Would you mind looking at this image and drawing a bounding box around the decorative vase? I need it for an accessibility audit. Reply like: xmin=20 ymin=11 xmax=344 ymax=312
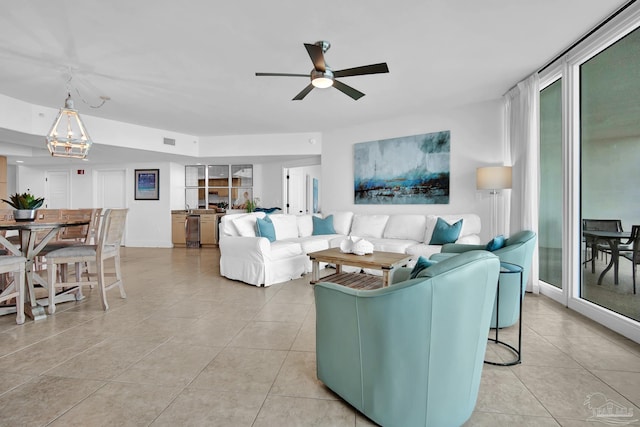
xmin=14 ymin=209 xmax=36 ymax=222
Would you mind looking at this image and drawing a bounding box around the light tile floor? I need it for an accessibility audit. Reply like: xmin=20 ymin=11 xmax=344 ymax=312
xmin=0 ymin=247 xmax=639 ymax=426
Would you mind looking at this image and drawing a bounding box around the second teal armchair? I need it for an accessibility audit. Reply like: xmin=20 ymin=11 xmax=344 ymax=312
xmin=314 ymin=250 xmax=500 ymax=427
xmin=432 ymin=230 xmax=536 ymax=328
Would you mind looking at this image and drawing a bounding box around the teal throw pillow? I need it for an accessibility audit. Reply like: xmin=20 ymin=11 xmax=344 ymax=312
xmin=429 ymin=217 xmax=463 ymax=245
xmin=312 ymin=215 xmax=336 ymax=235
xmin=409 ymin=256 xmax=436 ymax=279
xmin=256 ymin=216 xmax=276 ymax=242
xmin=486 ymin=235 xmax=505 ymax=251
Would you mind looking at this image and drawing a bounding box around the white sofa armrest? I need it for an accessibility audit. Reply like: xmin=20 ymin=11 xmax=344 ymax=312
xmin=219 ymin=236 xmax=271 ymax=262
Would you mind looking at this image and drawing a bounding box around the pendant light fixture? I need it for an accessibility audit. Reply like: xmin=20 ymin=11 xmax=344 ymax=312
xmin=46 ymin=92 xmax=93 ymax=159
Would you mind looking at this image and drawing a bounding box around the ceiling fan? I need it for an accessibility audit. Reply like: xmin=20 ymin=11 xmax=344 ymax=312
xmin=255 ymin=41 xmax=389 ymax=101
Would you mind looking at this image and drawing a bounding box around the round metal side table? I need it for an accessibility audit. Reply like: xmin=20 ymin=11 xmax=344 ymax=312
xmin=484 ymin=261 xmax=523 ymax=366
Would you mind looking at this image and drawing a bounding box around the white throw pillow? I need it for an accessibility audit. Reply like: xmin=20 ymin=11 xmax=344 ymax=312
xmin=383 ymin=215 xmax=427 ymax=242
xmin=269 ymin=214 xmax=299 ymax=240
xmin=326 ymin=211 xmax=354 ymax=235
xmin=296 ymin=215 xmax=314 ymax=237
xmin=232 ymin=215 xmax=259 ymax=237
xmin=350 ymin=214 xmax=389 ymax=239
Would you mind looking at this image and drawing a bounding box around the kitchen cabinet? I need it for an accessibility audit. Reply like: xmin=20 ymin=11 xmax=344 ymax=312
xmin=171 ymin=210 xmax=222 ymax=247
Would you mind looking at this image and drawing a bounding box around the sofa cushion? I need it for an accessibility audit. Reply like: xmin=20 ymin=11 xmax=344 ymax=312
xmin=294 ymin=235 xmax=332 ymax=254
xmin=297 ymin=215 xmax=314 ymax=237
xmin=326 ymin=211 xmax=353 ymax=235
xmin=256 ymin=216 xmax=276 ymax=242
xmin=406 ymin=243 xmax=443 ymax=260
xmin=351 ymin=214 xmax=389 ymax=239
xmin=268 ymin=241 xmax=303 ymax=260
xmin=429 ymin=217 xmax=463 ymax=244
xmin=383 ymin=214 xmax=427 ymax=242
xmin=367 ymin=238 xmax=418 ymax=254
xmin=313 ymin=215 xmax=336 ymax=235
xmin=269 ymin=214 xmax=299 ymax=240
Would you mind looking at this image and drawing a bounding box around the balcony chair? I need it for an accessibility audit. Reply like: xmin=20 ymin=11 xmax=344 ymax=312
xmin=45 ymin=209 xmax=128 ymax=314
xmin=430 ymin=230 xmax=536 ymax=328
xmin=314 ymin=251 xmax=500 ymax=427
xmin=620 ymin=225 xmax=639 ymax=294
xmin=0 ymin=255 xmax=27 ymax=324
xmin=582 ymin=219 xmax=623 ymax=272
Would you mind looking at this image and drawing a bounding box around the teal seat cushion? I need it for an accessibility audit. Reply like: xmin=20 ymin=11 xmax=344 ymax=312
xmin=409 ymin=256 xmax=436 ymax=279
xmin=312 ymin=215 xmax=336 ymax=235
xmin=486 ymin=235 xmax=505 ymax=251
xmin=256 ymin=216 xmax=276 ymax=242
xmin=429 ymin=217 xmax=463 ymax=245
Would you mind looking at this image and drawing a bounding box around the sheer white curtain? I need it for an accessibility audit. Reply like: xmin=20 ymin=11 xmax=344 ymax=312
xmin=504 ymin=74 xmax=540 ymax=293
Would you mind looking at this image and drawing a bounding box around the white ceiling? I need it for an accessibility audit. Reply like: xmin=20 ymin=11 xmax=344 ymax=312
xmin=0 ymin=0 xmax=629 ymax=165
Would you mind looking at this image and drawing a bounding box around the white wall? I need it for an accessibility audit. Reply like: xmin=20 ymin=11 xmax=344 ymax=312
xmin=321 ymin=99 xmax=504 ymax=241
xmin=16 ymin=162 xmax=174 ymax=248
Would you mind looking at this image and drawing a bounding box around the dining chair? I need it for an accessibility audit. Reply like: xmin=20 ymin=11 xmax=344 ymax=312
xmin=620 ymin=225 xmax=639 ymax=294
xmin=582 ymin=219 xmax=623 ymax=272
xmin=45 ymin=209 xmax=128 ymax=314
xmin=0 ymin=255 xmax=27 ymax=324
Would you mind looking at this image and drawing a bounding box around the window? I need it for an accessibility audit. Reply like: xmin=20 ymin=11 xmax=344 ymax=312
xmin=184 ymin=164 xmax=253 ymax=210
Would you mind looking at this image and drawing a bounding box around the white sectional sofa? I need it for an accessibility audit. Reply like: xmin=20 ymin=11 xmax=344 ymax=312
xmin=218 ymin=211 xmax=481 ymax=287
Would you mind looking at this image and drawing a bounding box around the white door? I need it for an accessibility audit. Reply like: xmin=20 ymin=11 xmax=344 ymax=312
xmin=286 ymin=167 xmax=306 ymax=214
xmin=45 ymin=171 xmax=70 ymax=208
xmin=96 ymin=169 xmax=126 ymax=208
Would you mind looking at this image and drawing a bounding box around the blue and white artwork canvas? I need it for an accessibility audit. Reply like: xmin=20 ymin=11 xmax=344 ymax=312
xmin=354 ymin=130 xmax=450 ymax=204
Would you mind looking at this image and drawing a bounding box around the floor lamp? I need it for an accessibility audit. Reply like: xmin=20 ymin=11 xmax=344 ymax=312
xmin=477 ymin=166 xmax=512 ymax=237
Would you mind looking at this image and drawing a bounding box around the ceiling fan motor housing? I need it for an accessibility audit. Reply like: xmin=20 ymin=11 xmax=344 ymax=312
xmin=311 ymin=68 xmax=334 ymax=88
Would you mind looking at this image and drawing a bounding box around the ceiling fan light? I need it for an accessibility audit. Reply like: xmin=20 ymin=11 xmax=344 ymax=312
xmin=311 ymin=76 xmax=334 ymax=88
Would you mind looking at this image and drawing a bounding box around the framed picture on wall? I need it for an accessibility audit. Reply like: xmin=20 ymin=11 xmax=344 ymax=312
xmin=134 ymin=169 xmax=160 ymax=200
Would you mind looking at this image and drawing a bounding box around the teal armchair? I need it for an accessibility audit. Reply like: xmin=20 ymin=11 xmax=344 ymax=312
xmin=314 ymin=251 xmax=500 ymax=427
xmin=432 ymin=230 xmax=536 ymax=328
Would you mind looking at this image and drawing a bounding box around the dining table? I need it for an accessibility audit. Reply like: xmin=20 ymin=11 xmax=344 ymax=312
xmin=0 ymin=218 xmax=90 ymax=320
xmin=583 ymin=230 xmax=631 ymax=286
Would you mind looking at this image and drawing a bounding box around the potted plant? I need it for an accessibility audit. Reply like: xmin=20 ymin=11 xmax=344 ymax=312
xmin=216 ymin=201 xmax=228 ymax=213
xmin=245 ymin=197 xmax=260 ymax=213
xmin=2 ymin=191 xmax=45 ymax=221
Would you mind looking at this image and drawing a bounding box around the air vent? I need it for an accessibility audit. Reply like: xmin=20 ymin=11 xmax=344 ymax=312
xmin=163 ymin=137 xmax=176 ymax=146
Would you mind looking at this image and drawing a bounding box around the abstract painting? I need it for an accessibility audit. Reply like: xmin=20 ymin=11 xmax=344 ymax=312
xmin=354 ymin=130 xmax=450 ymax=204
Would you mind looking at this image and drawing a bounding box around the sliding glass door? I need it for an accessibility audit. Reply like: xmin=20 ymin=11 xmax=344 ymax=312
xmin=539 ymin=79 xmax=563 ymax=289
xmin=579 ymin=26 xmax=640 ymax=322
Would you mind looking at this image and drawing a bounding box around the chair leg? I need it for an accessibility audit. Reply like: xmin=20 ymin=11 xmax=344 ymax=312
xmin=97 ymin=259 xmax=109 ymax=311
xmin=47 ymin=261 xmax=57 ymax=315
xmin=74 ymin=262 xmax=85 ymax=301
xmin=16 ymin=265 xmax=25 ymax=325
xmin=115 ymin=252 xmax=126 ymax=299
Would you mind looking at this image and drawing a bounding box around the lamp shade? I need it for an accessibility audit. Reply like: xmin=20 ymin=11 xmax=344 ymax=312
xmin=46 ymin=94 xmax=93 ymax=159
xmin=476 ymin=166 xmax=512 ymax=190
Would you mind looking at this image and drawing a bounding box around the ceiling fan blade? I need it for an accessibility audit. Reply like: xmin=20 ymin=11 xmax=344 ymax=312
xmin=333 ymin=80 xmax=365 ymax=100
xmin=255 ymin=72 xmax=308 ymax=77
xmin=333 ymin=63 xmax=389 ymax=78
xmin=293 ymin=83 xmax=314 ymax=101
xmin=304 ymin=43 xmax=326 ymax=72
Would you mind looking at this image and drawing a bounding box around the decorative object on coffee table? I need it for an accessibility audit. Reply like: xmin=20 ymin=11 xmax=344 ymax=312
xmin=339 ymin=236 xmax=373 ymax=255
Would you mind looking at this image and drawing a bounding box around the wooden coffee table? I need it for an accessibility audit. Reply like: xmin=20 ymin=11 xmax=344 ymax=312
xmin=308 ymin=247 xmax=412 ymax=288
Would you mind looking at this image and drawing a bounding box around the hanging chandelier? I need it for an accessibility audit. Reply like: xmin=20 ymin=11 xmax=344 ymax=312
xmin=46 ymin=93 xmax=93 ymax=159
